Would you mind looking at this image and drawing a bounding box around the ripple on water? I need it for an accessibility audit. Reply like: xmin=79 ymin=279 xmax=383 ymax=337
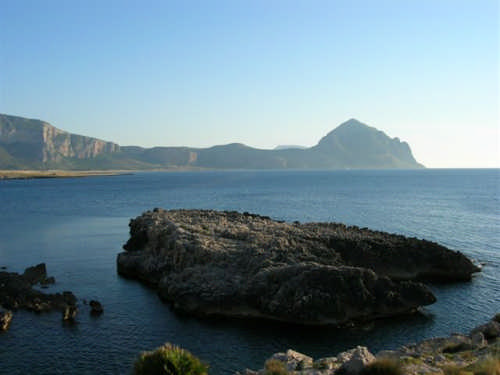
xmin=0 ymin=169 xmax=498 ymax=374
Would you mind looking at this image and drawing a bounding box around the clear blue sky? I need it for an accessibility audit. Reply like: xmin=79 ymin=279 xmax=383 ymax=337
xmin=1 ymin=0 xmax=498 ymax=167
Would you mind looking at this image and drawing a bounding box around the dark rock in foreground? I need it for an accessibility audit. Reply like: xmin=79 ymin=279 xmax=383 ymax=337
xmin=0 ymin=263 xmax=77 ymax=318
xmin=117 ymin=209 xmax=479 ymax=325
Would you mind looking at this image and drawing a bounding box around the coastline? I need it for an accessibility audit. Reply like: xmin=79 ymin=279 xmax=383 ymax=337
xmin=238 ymin=313 xmax=500 ymax=374
xmin=0 ymin=170 xmax=133 ymax=180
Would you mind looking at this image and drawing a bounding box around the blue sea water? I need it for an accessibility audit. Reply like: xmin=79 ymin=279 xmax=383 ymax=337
xmin=0 ymin=169 xmax=498 ymax=374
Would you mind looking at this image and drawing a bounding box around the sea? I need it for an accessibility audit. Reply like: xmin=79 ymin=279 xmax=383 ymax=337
xmin=0 ymin=169 xmax=498 ymax=374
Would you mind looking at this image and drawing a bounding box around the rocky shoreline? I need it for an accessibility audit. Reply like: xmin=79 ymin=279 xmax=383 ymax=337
xmin=238 ymin=313 xmax=500 ymax=374
xmin=0 ymin=263 xmax=103 ymax=330
xmin=117 ymin=209 xmax=479 ymax=325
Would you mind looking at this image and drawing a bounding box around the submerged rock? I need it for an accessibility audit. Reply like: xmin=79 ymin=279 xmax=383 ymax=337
xmin=89 ymin=300 xmax=103 ymax=315
xmin=117 ymin=209 xmax=479 ymax=325
xmin=62 ymin=305 xmax=78 ymax=322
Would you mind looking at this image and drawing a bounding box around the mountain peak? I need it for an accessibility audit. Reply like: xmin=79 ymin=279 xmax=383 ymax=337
xmin=313 ymin=119 xmax=423 ymax=168
xmin=340 ymin=118 xmax=365 ymax=126
xmin=335 ymin=118 xmax=374 ymax=132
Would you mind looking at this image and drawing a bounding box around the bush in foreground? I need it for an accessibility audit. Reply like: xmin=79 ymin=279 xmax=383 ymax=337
xmin=359 ymin=358 xmax=403 ymax=375
xmin=134 ymin=343 xmax=208 ymax=375
xmin=443 ymin=355 xmax=500 ymax=375
xmin=469 ymin=355 xmax=500 ymax=375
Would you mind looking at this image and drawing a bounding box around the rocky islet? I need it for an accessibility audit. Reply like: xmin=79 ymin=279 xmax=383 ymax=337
xmin=117 ymin=209 xmax=480 ymax=325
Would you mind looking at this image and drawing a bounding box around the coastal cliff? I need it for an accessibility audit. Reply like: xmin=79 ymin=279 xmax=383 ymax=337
xmin=117 ymin=209 xmax=479 ymax=325
xmin=0 ymin=114 xmax=119 ymax=169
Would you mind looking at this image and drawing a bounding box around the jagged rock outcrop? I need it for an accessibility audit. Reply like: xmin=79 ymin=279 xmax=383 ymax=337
xmin=117 ymin=209 xmax=479 ymax=325
xmin=0 ymin=263 xmax=77 ymax=317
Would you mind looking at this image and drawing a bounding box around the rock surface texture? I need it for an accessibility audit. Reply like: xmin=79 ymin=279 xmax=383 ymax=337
xmin=238 ymin=314 xmax=500 ymax=374
xmin=117 ymin=209 xmax=479 ymax=325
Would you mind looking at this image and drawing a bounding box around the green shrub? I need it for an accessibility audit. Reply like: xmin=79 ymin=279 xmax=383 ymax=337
xmin=494 ymin=313 xmax=500 ymax=323
xmin=360 ymin=358 xmax=403 ymax=375
xmin=264 ymin=359 xmax=289 ymax=375
xmin=134 ymin=343 xmax=208 ymax=375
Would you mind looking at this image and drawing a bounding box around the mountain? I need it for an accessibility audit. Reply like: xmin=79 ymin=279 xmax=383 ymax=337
xmin=310 ymin=119 xmax=423 ymax=168
xmin=274 ymin=145 xmax=307 ymax=150
xmin=0 ymin=114 xmax=424 ymax=170
xmin=0 ymin=114 xmax=154 ymax=170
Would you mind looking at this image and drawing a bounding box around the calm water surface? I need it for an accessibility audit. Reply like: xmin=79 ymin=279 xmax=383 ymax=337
xmin=0 ymin=169 xmax=498 ymax=374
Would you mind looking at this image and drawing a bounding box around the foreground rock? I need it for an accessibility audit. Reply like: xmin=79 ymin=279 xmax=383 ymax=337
xmin=239 ymin=314 xmax=500 ymax=374
xmin=0 ymin=264 xmax=77 ymax=319
xmin=117 ymin=209 xmax=479 ymax=325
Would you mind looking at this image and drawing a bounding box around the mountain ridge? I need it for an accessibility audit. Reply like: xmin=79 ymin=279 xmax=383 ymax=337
xmin=0 ymin=114 xmax=424 ymax=170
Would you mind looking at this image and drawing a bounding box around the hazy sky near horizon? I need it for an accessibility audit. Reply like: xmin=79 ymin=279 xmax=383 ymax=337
xmin=1 ymin=0 xmax=498 ymax=168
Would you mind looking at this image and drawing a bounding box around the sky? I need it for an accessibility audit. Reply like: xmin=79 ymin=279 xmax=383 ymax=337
xmin=0 ymin=0 xmax=498 ymax=168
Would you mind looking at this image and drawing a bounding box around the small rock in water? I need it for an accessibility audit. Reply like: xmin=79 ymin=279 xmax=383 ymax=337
xmin=62 ymin=305 xmax=78 ymax=322
xmin=89 ymin=300 xmax=103 ymax=315
xmin=0 ymin=309 xmax=13 ymax=331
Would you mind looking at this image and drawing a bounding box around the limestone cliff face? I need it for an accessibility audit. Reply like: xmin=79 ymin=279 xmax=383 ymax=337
xmin=0 ymin=114 xmax=119 ymax=167
xmin=40 ymin=122 xmax=119 ymax=162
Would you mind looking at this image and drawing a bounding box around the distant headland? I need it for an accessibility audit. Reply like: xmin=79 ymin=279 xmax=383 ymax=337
xmin=0 ymin=114 xmax=423 ymax=171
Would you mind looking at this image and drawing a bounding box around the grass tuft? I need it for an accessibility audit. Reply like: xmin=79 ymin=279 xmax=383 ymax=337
xmin=360 ymin=358 xmax=403 ymax=375
xmin=469 ymin=355 xmax=500 ymax=375
xmin=264 ymin=359 xmax=289 ymax=375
